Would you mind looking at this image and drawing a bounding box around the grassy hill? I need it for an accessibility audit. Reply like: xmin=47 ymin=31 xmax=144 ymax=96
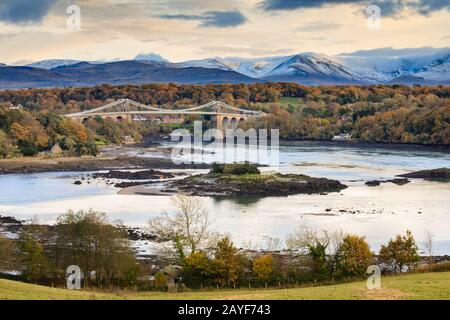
xmin=1 ymin=272 xmax=449 ymax=300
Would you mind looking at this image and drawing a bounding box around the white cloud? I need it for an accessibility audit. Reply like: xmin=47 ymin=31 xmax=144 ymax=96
xmin=0 ymin=0 xmax=448 ymax=64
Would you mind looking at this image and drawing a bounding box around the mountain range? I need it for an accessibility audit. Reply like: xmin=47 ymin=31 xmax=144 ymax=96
xmin=0 ymin=47 xmax=448 ymax=89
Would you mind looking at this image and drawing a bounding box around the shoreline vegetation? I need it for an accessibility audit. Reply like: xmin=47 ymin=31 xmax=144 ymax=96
xmin=164 ymin=163 xmax=347 ymax=197
xmin=1 ymin=208 xmax=450 ymax=298
xmin=0 ymin=155 xmax=210 ymax=174
xmin=0 ymin=83 xmax=448 ymax=299
xmin=1 ymin=84 xmax=449 ymax=160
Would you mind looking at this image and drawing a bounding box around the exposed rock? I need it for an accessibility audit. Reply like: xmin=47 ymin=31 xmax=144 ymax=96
xmin=397 ymin=168 xmax=450 ymax=181
xmin=92 ymin=169 xmax=178 ymax=180
xmin=365 ymin=178 xmax=410 ymax=186
xmin=114 ymin=180 xmax=161 ymax=188
xmin=0 ymin=156 xmax=210 ymax=174
xmin=388 ymin=178 xmax=410 ymax=185
xmin=168 ymin=172 xmax=347 ymax=197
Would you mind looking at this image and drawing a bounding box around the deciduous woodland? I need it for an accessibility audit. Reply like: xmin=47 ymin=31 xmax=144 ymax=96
xmin=0 ymin=83 xmax=448 ymax=158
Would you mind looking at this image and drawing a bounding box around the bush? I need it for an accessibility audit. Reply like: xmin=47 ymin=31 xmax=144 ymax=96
xmin=153 ymin=272 xmax=168 ymax=290
xmin=19 ymin=140 xmax=39 ymax=156
xmin=211 ymin=162 xmax=224 ymax=174
xmin=211 ymin=163 xmax=260 ymax=175
xmin=431 ymin=262 xmax=450 ymax=272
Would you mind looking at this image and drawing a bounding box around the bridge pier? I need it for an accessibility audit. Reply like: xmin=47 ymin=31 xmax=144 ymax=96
xmin=215 ymin=114 xmax=247 ymax=133
xmin=73 ymin=113 xmax=132 ymax=124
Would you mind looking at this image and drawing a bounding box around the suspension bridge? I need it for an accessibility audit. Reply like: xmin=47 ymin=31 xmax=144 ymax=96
xmin=64 ymin=99 xmax=263 ymax=131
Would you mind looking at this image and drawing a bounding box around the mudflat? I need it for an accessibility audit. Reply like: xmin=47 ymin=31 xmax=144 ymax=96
xmin=0 ymin=156 xmax=209 ymax=174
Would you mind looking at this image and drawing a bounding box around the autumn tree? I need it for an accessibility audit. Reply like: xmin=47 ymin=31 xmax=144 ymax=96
xmin=379 ymin=230 xmax=420 ymax=273
xmin=19 ymin=230 xmax=51 ymax=282
xmin=252 ymin=254 xmax=275 ymax=285
xmin=55 ymin=209 xmax=139 ymax=287
xmin=0 ymin=235 xmax=17 ymax=272
xmin=210 ymin=236 xmax=246 ymax=287
xmin=334 ymin=234 xmax=373 ymax=277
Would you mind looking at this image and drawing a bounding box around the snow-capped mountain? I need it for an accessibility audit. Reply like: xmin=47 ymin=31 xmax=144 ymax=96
xmin=178 ymin=47 xmax=449 ymax=84
xmin=225 ymin=56 xmax=289 ymax=78
xmin=335 ymin=47 xmax=450 ymax=84
xmin=261 ymin=53 xmax=361 ymax=84
xmin=134 ymin=52 xmax=168 ymax=63
xmin=179 ymin=58 xmax=233 ymax=71
xmin=4 ymin=47 xmax=449 ymax=87
xmin=27 ymin=59 xmax=83 ymax=69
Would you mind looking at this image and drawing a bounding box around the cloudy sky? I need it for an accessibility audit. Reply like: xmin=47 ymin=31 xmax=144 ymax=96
xmin=0 ymin=0 xmax=449 ymax=64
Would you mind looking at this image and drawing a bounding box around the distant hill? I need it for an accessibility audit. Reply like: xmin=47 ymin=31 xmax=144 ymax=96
xmin=0 ymin=60 xmax=257 ymax=89
xmin=27 ymin=59 xmax=83 ymax=69
xmin=1 ymin=47 xmax=449 ymax=88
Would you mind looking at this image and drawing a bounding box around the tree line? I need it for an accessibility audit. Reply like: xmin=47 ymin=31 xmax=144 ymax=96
xmin=0 ymin=197 xmax=447 ymax=290
xmin=1 ymin=83 xmax=448 ymax=147
xmin=0 ymin=106 xmax=145 ymax=158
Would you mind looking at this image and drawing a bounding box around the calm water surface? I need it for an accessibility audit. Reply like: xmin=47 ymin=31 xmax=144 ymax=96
xmin=1 ymin=144 xmax=449 ymax=254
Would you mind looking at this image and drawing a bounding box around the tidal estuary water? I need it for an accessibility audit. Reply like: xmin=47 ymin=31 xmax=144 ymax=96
xmin=1 ymin=143 xmax=449 ymax=254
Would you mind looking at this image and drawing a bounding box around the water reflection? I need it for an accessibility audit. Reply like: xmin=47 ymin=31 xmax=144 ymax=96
xmin=1 ymin=143 xmax=449 ymax=253
xmin=212 ymin=196 xmax=262 ymax=206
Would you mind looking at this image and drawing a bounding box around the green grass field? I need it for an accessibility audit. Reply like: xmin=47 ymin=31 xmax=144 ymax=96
xmin=1 ymin=272 xmax=449 ymax=300
xmin=277 ymin=97 xmax=301 ymax=105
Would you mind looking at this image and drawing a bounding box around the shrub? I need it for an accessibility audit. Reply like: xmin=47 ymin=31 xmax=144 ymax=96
xmin=211 ymin=163 xmax=260 ymax=175
xmin=153 ymin=272 xmax=168 ymax=289
xmin=223 ymin=163 xmax=260 ymax=175
xmin=19 ymin=140 xmax=39 ymax=156
xmin=211 ymin=162 xmax=224 ymax=174
xmin=431 ymin=262 xmax=450 ymax=272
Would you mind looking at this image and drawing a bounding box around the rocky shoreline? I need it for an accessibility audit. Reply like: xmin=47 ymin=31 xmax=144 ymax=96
xmin=165 ymin=172 xmax=348 ymax=197
xmin=365 ymin=178 xmax=410 ymax=186
xmin=0 ymin=156 xmax=210 ymax=174
xmin=2 ymin=215 xmax=449 ymax=269
xmin=0 ymin=214 xmax=156 ymax=243
xmin=397 ymin=168 xmax=450 ymax=181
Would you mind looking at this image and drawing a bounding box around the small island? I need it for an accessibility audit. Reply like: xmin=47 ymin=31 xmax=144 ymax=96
xmin=397 ymin=168 xmax=450 ymax=181
xmin=164 ymin=163 xmax=348 ymax=197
